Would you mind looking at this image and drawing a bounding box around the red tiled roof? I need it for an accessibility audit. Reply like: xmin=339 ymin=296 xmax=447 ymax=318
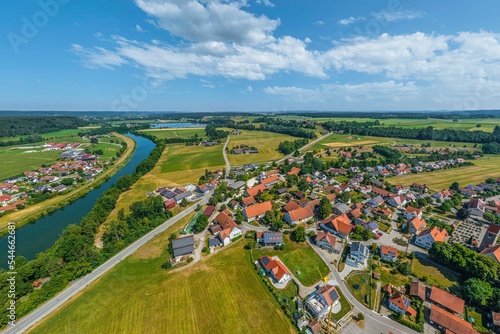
xmin=320 ymin=213 xmax=352 ymax=235
xmin=315 ymin=232 xmax=336 ymax=247
xmin=246 ymin=184 xmax=266 ymax=197
xmin=287 ymin=167 xmax=301 ymax=175
xmin=242 ymin=196 xmax=256 ymax=206
xmin=283 ymin=201 xmax=300 ymax=212
xmin=215 ymin=211 xmax=238 ymax=231
xmin=419 ymin=226 xmax=448 ymax=243
xmin=259 ymin=256 xmax=290 ymax=281
xmin=381 ymin=245 xmax=398 ymax=258
xmin=410 ymin=281 xmax=426 ymax=301
xmin=244 ymin=201 xmax=272 ymax=219
xmin=480 ymin=244 xmax=500 ymax=263
xmin=261 ymin=175 xmax=279 ymax=186
xmin=410 ymin=217 xmax=427 ymax=231
xmin=430 ymin=305 xmax=477 ymax=334
xmin=429 ymin=287 xmax=464 ymax=315
xmin=287 ymin=206 xmax=313 ymax=222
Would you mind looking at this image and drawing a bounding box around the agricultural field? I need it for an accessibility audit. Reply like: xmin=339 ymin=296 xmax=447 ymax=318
xmin=225 ymin=129 xmax=299 ymax=166
xmin=259 ymin=235 xmax=330 ymax=286
xmin=387 ymin=155 xmax=500 ymax=191
xmin=160 ymin=143 xmax=225 ymax=174
xmin=141 ymin=128 xmax=206 ymax=140
xmin=30 ymin=231 xmax=295 ymax=334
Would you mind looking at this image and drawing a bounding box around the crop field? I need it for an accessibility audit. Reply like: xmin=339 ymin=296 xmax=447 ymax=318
xmin=160 ymin=143 xmax=225 ymax=174
xmin=30 ymin=233 xmax=295 ymax=334
xmin=225 ymin=129 xmax=299 ymax=166
xmin=387 ymin=155 xmax=500 ymax=191
xmin=140 ymin=128 xmax=206 ymax=140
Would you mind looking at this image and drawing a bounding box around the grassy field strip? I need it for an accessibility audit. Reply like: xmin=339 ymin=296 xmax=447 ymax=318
xmin=0 ymin=133 xmax=135 ymax=230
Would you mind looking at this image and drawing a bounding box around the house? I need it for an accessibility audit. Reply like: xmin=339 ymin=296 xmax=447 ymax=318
xmin=404 ymin=206 xmax=422 ymax=220
xmin=467 ymin=198 xmax=486 ymax=217
xmin=346 ymin=242 xmax=369 ymax=267
xmin=480 ymin=244 xmax=500 ymax=264
xmin=305 ymin=285 xmax=340 ymax=319
xmin=387 ymin=195 xmax=407 ymax=208
xmin=429 ymin=305 xmax=478 ymax=334
xmin=305 ymin=320 xmax=321 ymax=334
xmin=406 ymin=216 xmax=427 ymax=234
xmin=284 ymin=206 xmax=314 ymax=225
xmin=164 ymin=198 xmax=176 ymax=209
xmin=429 ymin=286 xmax=465 ymax=316
xmin=388 ymin=294 xmax=417 ymax=317
xmin=319 ymin=214 xmax=352 ymax=239
xmin=368 ymin=195 xmax=385 ymax=207
xmin=432 ymin=189 xmax=453 ymax=201
xmin=409 ymin=281 xmax=426 ymax=301
xmin=243 ymin=201 xmax=272 ymax=221
xmin=246 ymin=184 xmax=267 ymax=197
xmin=314 ymin=232 xmax=341 ymax=253
xmin=259 ymin=256 xmax=291 ymax=284
xmin=333 ymin=202 xmax=350 ymax=215
xmin=241 ymin=196 xmax=256 ymax=207
xmin=380 ymin=245 xmax=398 ymax=261
xmin=52 ymin=184 xmax=67 ymax=192
xmin=256 ymin=231 xmax=283 ymax=247
xmin=287 ymin=167 xmax=301 ymax=175
xmin=174 ymin=191 xmax=194 ymax=204
xmin=171 ymin=235 xmax=195 ymax=258
xmin=415 ymin=226 xmax=448 ymax=249
xmin=411 ymin=183 xmax=428 ymax=193
xmin=214 ymin=211 xmax=241 ymax=246
xmin=492 ymin=311 xmax=500 ymax=333
xmin=479 ymin=224 xmax=500 ymax=250
xmin=228 ymin=180 xmax=246 ymax=191
xmin=261 ymin=175 xmax=279 ymax=188
xmin=393 ymin=185 xmax=409 ymax=195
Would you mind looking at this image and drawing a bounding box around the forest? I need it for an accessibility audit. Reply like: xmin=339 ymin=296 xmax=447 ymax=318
xmin=0 ymin=116 xmax=88 ymax=137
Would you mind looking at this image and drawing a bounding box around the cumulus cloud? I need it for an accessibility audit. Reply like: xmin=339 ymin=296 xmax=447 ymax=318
xmin=338 ymin=16 xmax=365 ymax=26
xmin=256 ymin=0 xmax=274 ymax=7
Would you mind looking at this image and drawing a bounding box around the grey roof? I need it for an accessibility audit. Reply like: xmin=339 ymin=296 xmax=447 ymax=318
xmin=229 ymin=180 xmax=246 ymax=190
xmin=209 ymin=238 xmax=222 ymax=248
xmin=172 ymin=235 xmax=194 ymax=257
xmin=333 ymin=203 xmax=350 ymax=214
xmin=350 ymin=242 xmax=368 ymax=256
xmin=174 ymin=191 xmax=193 ymax=202
xmin=263 ymin=232 xmax=283 ymax=245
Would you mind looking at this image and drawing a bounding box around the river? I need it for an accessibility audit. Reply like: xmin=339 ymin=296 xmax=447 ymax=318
xmin=0 ymin=133 xmax=155 ymax=264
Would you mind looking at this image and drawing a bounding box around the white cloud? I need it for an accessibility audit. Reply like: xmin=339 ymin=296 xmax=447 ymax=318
xmin=313 ymin=20 xmax=325 ymax=26
xmin=256 ymin=0 xmax=274 ymax=7
xmin=135 ymin=0 xmax=279 ymax=45
xmin=136 ymin=24 xmax=146 ymax=32
xmin=338 ymin=16 xmax=365 ymax=26
xmin=70 ymin=44 xmax=127 ymax=70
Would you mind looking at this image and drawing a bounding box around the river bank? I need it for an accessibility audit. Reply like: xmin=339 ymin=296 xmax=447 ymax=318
xmin=0 ymin=132 xmax=136 ymax=235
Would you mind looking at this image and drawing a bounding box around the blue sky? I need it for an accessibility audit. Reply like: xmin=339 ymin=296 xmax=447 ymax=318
xmin=2 ymin=0 xmax=500 ymax=112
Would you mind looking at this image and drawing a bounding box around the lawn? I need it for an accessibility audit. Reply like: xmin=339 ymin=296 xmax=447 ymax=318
xmin=465 ymin=306 xmax=490 ymax=332
xmin=259 ymin=235 xmax=330 ymax=286
xmin=30 ymin=234 xmax=295 ymax=334
xmin=224 ymin=129 xmax=299 ymax=166
xmin=330 ymin=286 xmax=352 ymax=322
xmin=411 ymin=257 xmax=460 ymax=289
xmin=0 ymin=147 xmax=62 ymax=180
xmin=387 ymin=155 xmax=500 ymax=191
xmin=346 ymin=272 xmax=373 ymax=308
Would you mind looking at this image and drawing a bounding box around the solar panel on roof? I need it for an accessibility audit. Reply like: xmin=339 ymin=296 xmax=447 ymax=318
xmin=328 ymin=288 xmax=339 ymax=302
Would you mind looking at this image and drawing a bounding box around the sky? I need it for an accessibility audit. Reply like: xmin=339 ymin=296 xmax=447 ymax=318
xmin=2 ymin=0 xmax=500 ymax=112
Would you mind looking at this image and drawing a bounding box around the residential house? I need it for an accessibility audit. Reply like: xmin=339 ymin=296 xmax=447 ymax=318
xmin=380 ymin=245 xmax=398 ymax=262
xmin=305 ymin=285 xmax=340 ymax=319
xmin=429 ymin=305 xmax=478 ymax=334
xmin=479 ymin=224 xmax=500 ymax=251
xmin=287 ymin=167 xmax=301 ymax=175
xmin=261 ymin=175 xmax=279 ymax=188
xmin=174 ymin=191 xmax=194 ymax=204
xmin=314 ymin=232 xmax=342 ymax=253
xmin=432 ymin=189 xmax=453 ymax=201
xmin=214 ymin=211 xmax=241 ymax=246
xmin=228 ymin=180 xmax=246 ymax=191
xmin=319 ymin=213 xmax=352 ymax=239
xmin=243 ymin=201 xmax=272 ymax=221
xmin=346 ymin=242 xmax=369 ymax=267
xmin=406 ymin=217 xmax=427 ymax=234
xmin=305 ymin=320 xmax=321 ymax=334
xmin=171 ymin=235 xmax=195 ymax=258
xmin=242 ymin=196 xmax=256 ymax=207
xmin=52 ymin=184 xmax=67 ymax=192
xmin=409 ymin=281 xmax=426 ymax=302
xmin=246 ymin=184 xmax=267 ymax=197
xmin=468 ymin=198 xmax=486 ymax=217
xmin=429 ymin=286 xmax=465 ymax=316
xmin=387 ymin=195 xmax=407 ymax=208
xmin=259 ymin=256 xmax=291 ymax=284
xmin=392 ymin=185 xmax=409 ymax=195
xmin=368 ymin=196 xmax=385 ymax=207
xmin=415 ymin=226 xmax=448 ymax=249
xmin=404 ymin=206 xmax=422 ymax=220
xmin=164 ymin=198 xmax=176 ymax=209
xmin=284 ymin=206 xmax=314 ymax=225
xmin=480 ymin=244 xmax=500 ymax=265
xmin=333 ymin=202 xmax=350 ymax=215
xmin=256 ymin=231 xmax=283 ymax=247
xmin=411 ymin=183 xmax=428 ymax=193
xmin=388 ymin=294 xmax=417 ymax=317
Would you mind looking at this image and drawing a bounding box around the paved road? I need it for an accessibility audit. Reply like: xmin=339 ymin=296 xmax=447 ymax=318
xmin=276 ymin=132 xmax=332 ymax=164
xmin=307 ymin=240 xmax=420 ymax=334
xmin=223 ymin=136 xmax=231 ymax=177
xmin=3 ymin=195 xmax=211 ymax=334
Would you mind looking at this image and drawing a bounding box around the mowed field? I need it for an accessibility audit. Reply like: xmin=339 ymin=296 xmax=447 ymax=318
xmin=31 ymin=222 xmax=295 ymax=334
xmin=387 ymin=155 xmax=500 ymax=191
xmin=225 ymin=129 xmax=299 ymax=166
xmin=141 ymin=128 xmax=206 ymax=140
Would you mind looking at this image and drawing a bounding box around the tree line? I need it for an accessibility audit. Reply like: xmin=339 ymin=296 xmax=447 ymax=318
xmin=277 ymin=138 xmax=309 ymax=155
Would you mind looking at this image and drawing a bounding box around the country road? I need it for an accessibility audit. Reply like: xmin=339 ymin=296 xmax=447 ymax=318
xmin=3 ymin=195 xmax=211 ymax=334
xmin=223 ymin=136 xmax=231 ymax=177
xmin=276 ymin=132 xmax=332 ymax=164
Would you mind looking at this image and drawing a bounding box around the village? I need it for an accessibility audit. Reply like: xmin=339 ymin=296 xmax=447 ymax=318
xmin=142 ymin=142 xmax=500 ymax=334
xmin=0 ymin=141 xmax=110 ymax=214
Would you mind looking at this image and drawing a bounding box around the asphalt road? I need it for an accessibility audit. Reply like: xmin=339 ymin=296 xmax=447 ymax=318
xmin=3 ymin=195 xmax=210 ymax=334
xmin=223 ymin=136 xmax=231 ymax=177
xmin=276 ymin=132 xmax=332 ymax=164
xmin=307 ymin=241 xmax=420 ymax=334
